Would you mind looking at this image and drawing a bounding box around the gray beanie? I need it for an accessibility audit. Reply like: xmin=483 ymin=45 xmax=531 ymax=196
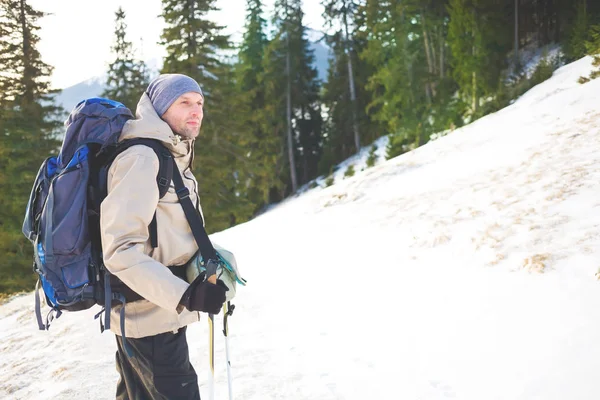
xmin=146 ymin=74 xmax=203 ymax=117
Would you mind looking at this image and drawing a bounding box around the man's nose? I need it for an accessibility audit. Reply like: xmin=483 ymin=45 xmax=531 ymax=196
xmin=191 ymin=104 xmax=202 ymax=116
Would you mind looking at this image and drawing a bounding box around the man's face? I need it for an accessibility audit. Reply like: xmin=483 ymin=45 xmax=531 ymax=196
xmin=162 ymin=92 xmax=204 ymax=139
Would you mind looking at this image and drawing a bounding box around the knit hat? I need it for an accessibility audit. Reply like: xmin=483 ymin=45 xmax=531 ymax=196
xmin=146 ymin=74 xmax=203 ymax=117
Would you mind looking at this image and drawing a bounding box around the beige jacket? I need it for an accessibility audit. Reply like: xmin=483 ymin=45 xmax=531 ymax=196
xmin=100 ymin=93 xmax=201 ymax=338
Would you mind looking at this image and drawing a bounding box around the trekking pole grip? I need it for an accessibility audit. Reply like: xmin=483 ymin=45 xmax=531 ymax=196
xmin=205 ymin=258 xmax=219 ymax=284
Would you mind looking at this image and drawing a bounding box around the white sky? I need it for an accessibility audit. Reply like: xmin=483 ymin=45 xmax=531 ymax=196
xmin=3 ymin=56 xmax=600 ymax=399
xmin=29 ymin=0 xmax=326 ymax=90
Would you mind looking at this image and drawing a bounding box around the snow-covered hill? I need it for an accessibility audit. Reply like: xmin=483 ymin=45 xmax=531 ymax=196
xmin=2 ymin=56 xmax=600 ymax=400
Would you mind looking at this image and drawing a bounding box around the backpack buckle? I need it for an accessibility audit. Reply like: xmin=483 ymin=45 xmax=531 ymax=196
xmin=176 ymin=187 xmax=190 ymax=200
xmin=158 ymin=177 xmax=169 ymax=187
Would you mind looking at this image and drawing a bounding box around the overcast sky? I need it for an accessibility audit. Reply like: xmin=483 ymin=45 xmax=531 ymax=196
xmin=29 ymin=0 xmax=326 ymax=89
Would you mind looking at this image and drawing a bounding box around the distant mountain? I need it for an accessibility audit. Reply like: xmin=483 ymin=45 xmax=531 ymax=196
xmin=54 ymin=39 xmax=331 ymax=112
xmin=310 ymin=39 xmax=331 ymax=83
xmin=53 ymin=76 xmax=106 ymax=112
xmin=52 ymin=58 xmax=162 ymax=112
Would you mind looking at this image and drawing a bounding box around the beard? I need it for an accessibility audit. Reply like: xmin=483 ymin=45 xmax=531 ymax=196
xmin=175 ymin=121 xmax=201 ymax=139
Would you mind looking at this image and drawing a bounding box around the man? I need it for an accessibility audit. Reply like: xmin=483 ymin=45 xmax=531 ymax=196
xmin=100 ymin=74 xmax=227 ymax=399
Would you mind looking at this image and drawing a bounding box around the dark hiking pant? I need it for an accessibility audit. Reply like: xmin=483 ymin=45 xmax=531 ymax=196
xmin=115 ymin=327 xmax=201 ymax=400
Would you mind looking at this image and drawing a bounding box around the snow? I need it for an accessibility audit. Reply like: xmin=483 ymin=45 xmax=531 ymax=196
xmin=519 ymin=43 xmax=563 ymax=80
xmin=298 ymin=135 xmax=389 ymax=194
xmin=3 ymin=56 xmax=600 ymax=399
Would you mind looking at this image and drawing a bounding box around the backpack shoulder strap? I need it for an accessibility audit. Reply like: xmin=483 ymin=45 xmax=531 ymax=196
xmin=101 ymin=138 xmax=174 ymax=248
xmin=108 ymin=138 xmax=173 ymax=198
xmin=170 ymin=157 xmax=219 ymax=278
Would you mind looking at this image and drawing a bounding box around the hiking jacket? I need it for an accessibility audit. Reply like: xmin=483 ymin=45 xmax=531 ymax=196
xmin=100 ymin=93 xmax=201 ymax=338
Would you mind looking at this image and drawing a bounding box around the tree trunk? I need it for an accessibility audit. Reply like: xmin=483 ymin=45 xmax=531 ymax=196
xmin=472 ymin=71 xmax=477 ymax=114
xmin=19 ymin=0 xmax=33 ymax=106
xmin=514 ymin=0 xmax=519 ymax=69
xmin=543 ymin=0 xmax=549 ymax=44
xmin=536 ymin=0 xmax=541 ymax=45
xmin=285 ymin=38 xmax=297 ymax=192
xmin=430 ymin=26 xmax=437 ymax=76
xmin=421 ymin=11 xmax=436 ymax=99
xmin=471 ymin=9 xmax=477 ymax=115
xmin=440 ymin=27 xmax=444 ymax=79
xmin=552 ymin=0 xmax=556 ymax=44
xmin=342 ymin=0 xmax=360 ymax=153
xmin=301 ymin=107 xmax=309 ymax=184
xmin=284 ymin=2 xmax=297 ymax=193
xmin=472 ymin=41 xmax=476 ymax=113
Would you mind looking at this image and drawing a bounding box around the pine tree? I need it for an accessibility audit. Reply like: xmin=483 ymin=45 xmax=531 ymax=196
xmin=353 ymin=0 xmax=385 ymax=139
xmin=447 ymin=0 xmax=484 ymax=116
xmin=361 ymin=1 xmax=430 ymax=157
xmin=262 ymin=0 xmax=323 ymax=194
xmin=260 ymin=25 xmax=288 ymax=200
xmin=579 ymin=23 xmax=600 ymax=82
xmin=0 ymin=0 xmax=62 ymax=295
xmin=160 ymin=0 xmax=254 ymax=232
xmin=235 ymin=0 xmax=279 ymax=212
xmin=238 ymin=0 xmax=269 ymax=93
xmin=294 ymin=28 xmax=323 ymax=185
xmin=447 ymin=0 xmax=511 ymax=119
xmin=160 ymin=0 xmax=229 ymax=82
xmin=419 ymin=0 xmax=464 ymax=135
xmin=320 ymin=0 xmax=376 ymax=174
xmin=320 ymin=30 xmax=354 ymax=171
xmin=322 ymin=0 xmax=361 ymax=152
xmin=366 ymin=143 xmax=377 ymax=167
xmin=564 ymin=1 xmax=591 ymax=61
xmin=102 ymin=7 xmax=149 ymax=110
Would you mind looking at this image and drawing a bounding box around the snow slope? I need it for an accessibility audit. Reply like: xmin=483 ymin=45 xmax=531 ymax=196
xmin=2 ymin=56 xmax=600 ymax=400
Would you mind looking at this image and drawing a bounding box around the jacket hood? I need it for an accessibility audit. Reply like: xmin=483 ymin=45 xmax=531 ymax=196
xmin=119 ymin=93 xmax=194 ymax=157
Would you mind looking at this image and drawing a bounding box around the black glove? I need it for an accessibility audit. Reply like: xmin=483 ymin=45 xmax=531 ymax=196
xmin=180 ymin=274 xmax=228 ymax=314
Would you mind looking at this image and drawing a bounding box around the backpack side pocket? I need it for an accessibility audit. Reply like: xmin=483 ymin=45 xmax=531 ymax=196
xmin=22 ymin=156 xmax=57 ymax=242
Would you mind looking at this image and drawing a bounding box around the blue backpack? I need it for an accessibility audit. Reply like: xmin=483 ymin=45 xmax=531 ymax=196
xmin=22 ymin=98 xmax=174 ymax=340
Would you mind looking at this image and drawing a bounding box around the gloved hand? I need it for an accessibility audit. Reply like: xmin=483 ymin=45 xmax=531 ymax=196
xmin=180 ymin=274 xmax=228 ymax=314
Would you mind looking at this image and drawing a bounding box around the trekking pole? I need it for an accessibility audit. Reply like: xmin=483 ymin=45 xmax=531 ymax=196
xmin=207 ymin=312 xmax=215 ymax=400
xmin=206 ymin=261 xmax=219 ymax=400
xmin=223 ymin=302 xmax=235 ymax=400
xmin=207 ymin=313 xmax=215 ymax=400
